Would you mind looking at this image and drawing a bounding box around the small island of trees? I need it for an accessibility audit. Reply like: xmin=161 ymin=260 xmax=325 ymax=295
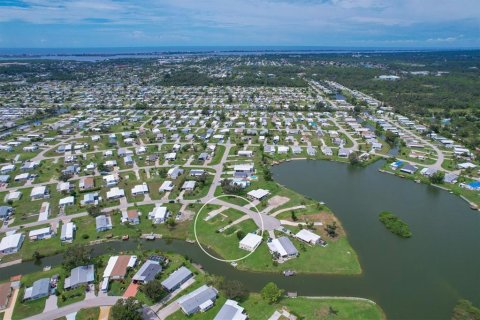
xmin=378 ymin=211 xmax=412 ymax=238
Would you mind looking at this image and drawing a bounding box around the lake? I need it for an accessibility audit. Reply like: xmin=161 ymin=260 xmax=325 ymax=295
xmin=2 ymin=159 xmax=478 ymax=319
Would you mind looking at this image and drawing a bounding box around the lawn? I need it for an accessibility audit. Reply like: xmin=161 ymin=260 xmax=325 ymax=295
xmin=12 ymin=266 xmax=63 ymax=320
xmin=167 ymin=293 xmax=384 ymax=320
xmin=75 ymin=307 xmax=100 ymax=320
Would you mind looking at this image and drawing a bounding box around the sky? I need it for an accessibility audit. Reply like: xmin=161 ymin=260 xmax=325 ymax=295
xmin=0 ymin=0 xmax=479 ymax=48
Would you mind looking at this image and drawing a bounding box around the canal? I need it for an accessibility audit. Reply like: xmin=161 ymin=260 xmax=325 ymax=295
xmin=1 ymin=160 xmax=478 ymax=319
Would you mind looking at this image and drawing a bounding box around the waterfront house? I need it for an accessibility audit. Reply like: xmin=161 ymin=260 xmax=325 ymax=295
xmin=60 ymin=222 xmax=76 ymax=242
xmin=247 ymin=189 xmax=270 ymax=201
xmin=95 ymin=215 xmax=113 ymax=232
xmin=161 ymin=266 xmax=193 ymax=292
xmin=178 ymin=285 xmax=218 ymax=315
xmin=214 ymin=299 xmax=248 ymax=320
xmin=295 ymin=229 xmax=321 ymax=245
xmin=239 ymin=233 xmax=262 ymax=252
xmin=103 ymin=255 xmax=137 ymax=280
xmin=23 ymin=278 xmax=50 ymax=301
xmin=268 ymin=236 xmax=298 ymax=260
xmin=400 ymin=164 xmax=418 ymax=174
xmin=148 ymin=206 xmax=169 ymax=224
xmin=132 ymin=260 xmax=162 ymax=284
xmin=122 ymin=209 xmax=140 ymax=225
xmin=64 ymin=265 xmax=95 ymax=290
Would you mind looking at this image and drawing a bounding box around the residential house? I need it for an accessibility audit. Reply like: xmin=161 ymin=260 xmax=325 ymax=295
xmin=295 ymin=229 xmax=321 ymax=245
xmin=131 ymin=183 xmax=149 ymax=196
xmin=181 ymin=181 xmax=196 ymax=191
xmin=268 ymin=236 xmax=298 ymax=260
xmin=23 ymin=278 xmax=50 ymax=301
xmin=64 ymin=265 xmax=95 ymax=290
xmin=239 ymin=233 xmax=262 ymax=252
xmin=149 ymin=207 xmax=169 ymax=224
xmin=122 ymin=210 xmax=140 ymax=225
xmin=30 ymin=186 xmax=49 ymax=200
xmin=95 ymin=215 xmax=113 ymax=232
xmin=247 ymin=189 xmax=270 ymax=201
xmin=213 ymin=300 xmax=248 ymax=320
xmin=0 ymin=233 xmax=24 ymax=254
xmin=159 ymin=181 xmax=174 ymax=192
xmin=106 ymin=187 xmax=125 ymax=200
xmin=0 ymin=206 xmax=13 ymax=220
xmin=79 ymin=177 xmax=95 ymax=190
xmin=177 ymin=285 xmax=218 ymax=315
xmin=132 ymin=260 xmax=162 ymax=284
xmin=161 ymin=266 xmax=193 ymax=292
xmin=28 ymin=227 xmax=52 ymax=241
xmin=60 ymin=222 xmax=76 ymax=242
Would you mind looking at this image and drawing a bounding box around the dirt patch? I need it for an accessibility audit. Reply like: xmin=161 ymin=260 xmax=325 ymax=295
xmin=298 ymin=211 xmax=346 ymax=240
xmin=268 ymin=195 xmax=290 ymax=207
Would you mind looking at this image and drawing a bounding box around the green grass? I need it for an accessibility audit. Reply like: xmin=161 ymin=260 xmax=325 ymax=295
xmin=75 ymin=307 xmax=100 ymax=320
xmin=167 ymin=293 xmax=384 ymax=320
xmin=12 ymin=266 xmax=63 ymax=320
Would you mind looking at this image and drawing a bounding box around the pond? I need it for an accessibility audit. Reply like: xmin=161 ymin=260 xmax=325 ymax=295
xmin=2 ymin=159 xmax=478 ymax=319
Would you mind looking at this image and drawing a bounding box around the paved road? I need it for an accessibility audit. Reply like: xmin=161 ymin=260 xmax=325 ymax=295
xmin=23 ymin=296 xmax=120 ymax=320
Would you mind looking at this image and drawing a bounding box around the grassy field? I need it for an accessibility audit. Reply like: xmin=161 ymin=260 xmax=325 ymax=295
xmin=75 ymin=307 xmax=100 ymax=320
xmin=167 ymin=293 xmax=384 ymax=320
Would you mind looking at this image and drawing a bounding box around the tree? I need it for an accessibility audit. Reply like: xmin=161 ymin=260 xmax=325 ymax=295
xmin=166 ymin=216 xmax=176 ymax=228
xmin=220 ymin=280 xmax=248 ymax=301
xmin=261 ymin=282 xmax=284 ymax=304
xmin=140 ymin=280 xmax=165 ymax=302
xmin=291 ymin=211 xmax=298 ymax=221
xmin=87 ymin=205 xmax=102 ymax=217
xmin=111 ymin=297 xmax=142 ymax=320
xmin=62 ymin=245 xmax=93 ymax=271
xmin=325 ymin=222 xmax=338 ymax=238
xmin=348 ymin=151 xmax=361 ymax=166
xmin=385 ymin=131 xmax=398 ymax=146
xmin=429 ymin=171 xmax=445 ymax=184
xmin=236 ymin=230 xmax=245 ymax=240
xmin=263 ymin=166 xmax=273 ymax=181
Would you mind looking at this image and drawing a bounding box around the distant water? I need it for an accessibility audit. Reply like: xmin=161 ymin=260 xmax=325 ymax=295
xmin=0 ymin=46 xmax=462 ymax=62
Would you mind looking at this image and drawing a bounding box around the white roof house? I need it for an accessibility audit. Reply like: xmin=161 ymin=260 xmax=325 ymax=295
xmin=149 ymin=206 xmax=169 ymax=224
xmin=132 ymin=183 xmax=149 ymax=195
xmin=61 ymin=222 xmax=76 ymax=242
xmin=181 ymin=181 xmax=196 ymax=191
xmin=38 ymin=202 xmax=50 ymax=221
xmin=28 ymin=227 xmax=52 ymax=241
xmin=247 ymin=189 xmax=270 ymax=201
xmin=107 ymin=187 xmax=125 ymax=200
xmin=5 ymin=191 xmax=22 ymax=202
xmin=165 ymin=153 xmax=177 ymax=161
xmin=59 ymin=196 xmax=74 ymax=207
xmin=159 ymin=181 xmax=174 ymax=192
xmin=295 ymin=229 xmax=321 ymax=245
xmin=30 ymin=186 xmax=48 ymax=199
xmin=0 ymin=233 xmax=24 ymax=254
xmin=239 ymin=233 xmax=262 ymax=252
xmin=214 ymin=299 xmax=248 ymax=320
